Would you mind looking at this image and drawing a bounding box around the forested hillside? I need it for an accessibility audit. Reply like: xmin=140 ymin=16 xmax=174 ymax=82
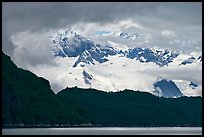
xmin=2 ymin=51 xmax=202 ymax=127
xmin=58 ymin=87 xmax=202 ymax=127
xmin=2 ymin=51 xmax=90 ymax=127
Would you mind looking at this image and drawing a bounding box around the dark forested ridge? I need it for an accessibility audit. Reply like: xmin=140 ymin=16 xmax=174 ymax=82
xmin=57 ymin=87 xmax=202 ymax=127
xmin=2 ymin=51 xmax=90 ymax=128
xmin=2 ymin=51 xmax=202 ymax=128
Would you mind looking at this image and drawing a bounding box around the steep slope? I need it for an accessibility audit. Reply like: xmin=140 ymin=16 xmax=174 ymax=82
xmin=2 ymin=51 xmax=202 ymax=127
xmin=47 ymin=29 xmax=202 ymax=98
xmin=153 ymin=79 xmax=183 ymax=98
xmin=2 ymin=51 xmax=90 ymax=127
xmin=50 ymin=29 xmax=179 ymax=68
xmin=57 ymin=87 xmax=202 ymax=127
xmin=50 ymin=30 xmax=118 ymax=68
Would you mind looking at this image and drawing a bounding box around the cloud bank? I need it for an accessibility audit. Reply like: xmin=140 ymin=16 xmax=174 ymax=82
xmin=2 ymin=2 xmax=202 ymax=96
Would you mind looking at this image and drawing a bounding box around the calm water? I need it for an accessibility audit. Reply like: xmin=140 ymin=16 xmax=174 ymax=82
xmin=2 ymin=127 xmax=202 ymax=135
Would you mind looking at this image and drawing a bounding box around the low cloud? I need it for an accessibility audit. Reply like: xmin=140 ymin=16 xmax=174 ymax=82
xmin=2 ymin=2 xmax=202 ymax=96
xmin=161 ymin=30 xmax=175 ymax=37
xmin=9 ymin=30 xmax=57 ymax=68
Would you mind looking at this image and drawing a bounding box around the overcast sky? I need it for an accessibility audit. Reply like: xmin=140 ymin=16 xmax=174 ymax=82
xmin=2 ymin=2 xmax=202 ymax=94
xmin=3 ymin=2 xmax=202 ymax=54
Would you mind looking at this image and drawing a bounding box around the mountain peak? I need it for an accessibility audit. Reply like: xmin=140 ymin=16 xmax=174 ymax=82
xmin=48 ymin=29 xmax=201 ymax=98
xmin=153 ymin=79 xmax=183 ymax=98
xmin=50 ymin=29 xmax=180 ymax=67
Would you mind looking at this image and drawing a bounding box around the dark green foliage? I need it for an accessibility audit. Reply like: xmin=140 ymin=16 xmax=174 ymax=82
xmin=2 ymin=51 xmax=90 ymax=128
xmin=57 ymin=87 xmax=202 ymax=127
xmin=2 ymin=51 xmax=202 ymax=127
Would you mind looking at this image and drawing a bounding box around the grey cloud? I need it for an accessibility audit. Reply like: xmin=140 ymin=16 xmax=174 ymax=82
xmin=2 ymin=28 xmax=15 ymax=57
xmin=2 ymin=2 xmax=202 ymax=67
xmin=3 ymin=2 xmax=124 ymax=33
xmin=9 ymin=30 xmax=57 ymax=68
xmin=3 ymin=2 xmax=201 ymax=35
xmin=134 ymin=2 xmax=202 ymax=28
xmin=2 ymin=2 xmax=202 ymax=95
xmin=145 ymin=66 xmax=202 ymax=85
xmin=50 ymin=82 xmax=65 ymax=93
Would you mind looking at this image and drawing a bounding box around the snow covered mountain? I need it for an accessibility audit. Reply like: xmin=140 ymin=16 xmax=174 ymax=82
xmin=153 ymin=79 xmax=183 ymax=98
xmin=48 ymin=29 xmax=202 ymax=98
xmin=114 ymin=32 xmax=142 ymax=40
xmin=179 ymin=55 xmax=202 ymax=66
xmin=50 ymin=29 xmax=118 ymax=67
xmin=50 ymin=29 xmax=182 ymax=68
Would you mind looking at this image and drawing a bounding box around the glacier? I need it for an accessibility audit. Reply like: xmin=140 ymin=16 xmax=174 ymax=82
xmin=46 ymin=28 xmax=202 ymax=98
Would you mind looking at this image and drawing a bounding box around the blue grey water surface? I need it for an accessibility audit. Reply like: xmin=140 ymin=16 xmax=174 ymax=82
xmin=2 ymin=127 xmax=202 ymax=135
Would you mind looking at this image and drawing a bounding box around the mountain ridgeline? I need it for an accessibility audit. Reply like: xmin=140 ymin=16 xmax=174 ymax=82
xmin=50 ymin=29 xmax=180 ymax=68
xmin=2 ymin=51 xmax=202 ymax=127
xmin=48 ymin=29 xmax=201 ymax=97
xmin=2 ymin=51 xmax=90 ymax=127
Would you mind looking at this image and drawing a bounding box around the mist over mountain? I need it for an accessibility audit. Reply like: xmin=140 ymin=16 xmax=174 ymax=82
xmin=46 ymin=28 xmax=202 ymax=98
xmin=2 ymin=2 xmax=202 ymax=97
xmin=2 ymin=2 xmax=202 ymax=130
xmin=2 ymin=51 xmax=202 ymax=127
